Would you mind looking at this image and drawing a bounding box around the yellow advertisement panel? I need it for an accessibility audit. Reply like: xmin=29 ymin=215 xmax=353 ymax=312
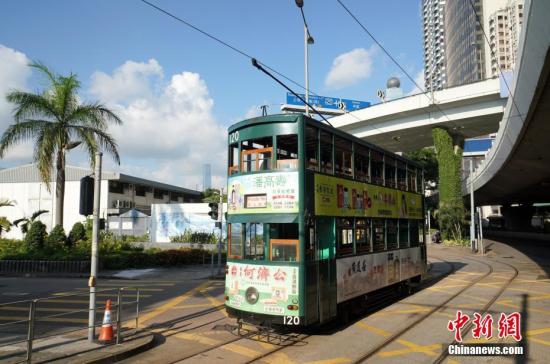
xmin=314 ymin=174 xmax=423 ymax=219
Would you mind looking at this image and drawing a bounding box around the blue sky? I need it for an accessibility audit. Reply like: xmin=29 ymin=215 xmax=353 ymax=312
xmin=0 ymin=0 xmax=424 ymax=189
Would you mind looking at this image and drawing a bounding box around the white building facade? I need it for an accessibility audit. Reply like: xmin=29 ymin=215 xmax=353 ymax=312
xmin=0 ymin=164 xmax=201 ymax=240
xmin=422 ymin=0 xmax=447 ymax=91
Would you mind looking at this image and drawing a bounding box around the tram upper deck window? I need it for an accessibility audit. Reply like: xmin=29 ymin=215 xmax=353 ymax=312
xmin=270 ymin=223 xmax=299 ymax=262
xmin=336 ymin=218 xmax=354 ymax=256
xmin=320 ymin=131 xmax=333 ymax=174
xmin=399 ymin=220 xmax=409 ymax=248
xmin=335 ymin=137 xmax=352 ymax=178
xmin=397 ymin=161 xmax=407 ymax=190
xmin=276 ymin=134 xmax=298 ymax=170
xmin=386 ymin=219 xmax=398 ymax=250
xmin=385 ymin=158 xmax=396 ymax=188
xmin=305 ymin=125 xmax=319 ymax=171
xmin=354 ymin=144 xmax=370 ymax=182
xmin=371 ymin=151 xmax=384 ymax=186
xmin=356 ymin=218 xmax=371 ymax=253
xmin=229 ymin=143 xmax=239 ymax=175
xmin=373 ymin=218 xmax=385 ymax=252
xmin=408 ymin=168 xmax=417 ymax=192
xmin=241 ymin=136 xmax=273 ymax=173
xmin=229 ymin=223 xmax=243 ymax=258
xmin=244 ymin=223 xmax=265 ymax=260
xmin=417 ymin=173 xmax=423 ymax=194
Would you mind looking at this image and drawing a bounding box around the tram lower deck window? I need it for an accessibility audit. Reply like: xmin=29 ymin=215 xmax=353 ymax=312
xmin=386 ymin=219 xmax=398 ymax=250
xmin=244 ymin=223 xmax=265 ymax=260
xmin=373 ymin=219 xmax=385 ymax=252
xmin=356 ymin=218 xmax=371 ymax=253
xmin=337 ymin=218 xmax=354 ymax=256
xmin=269 ymin=223 xmax=299 ymax=262
xmin=229 ymin=223 xmax=243 ymax=258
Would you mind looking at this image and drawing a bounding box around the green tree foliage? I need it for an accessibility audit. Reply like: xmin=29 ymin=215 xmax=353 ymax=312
xmin=202 ymin=188 xmax=227 ymax=203
xmin=13 ymin=210 xmax=49 ymax=235
xmin=47 ymin=224 xmax=67 ymax=247
xmin=0 ymin=61 xmax=122 ymax=228
xmin=0 ymin=199 xmax=15 ymax=237
xmin=68 ymin=222 xmax=86 ymax=246
xmin=25 ymin=221 xmax=47 ymax=251
xmin=405 ymin=147 xmax=438 ymax=187
xmin=432 ymin=127 xmax=466 ymax=241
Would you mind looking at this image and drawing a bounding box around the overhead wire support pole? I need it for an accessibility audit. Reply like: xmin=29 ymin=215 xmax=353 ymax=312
xmin=251 ymin=58 xmax=334 ymax=128
xmin=88 ymin=152 xmax=102 ymax=342
xmin=470 ymin=160 xmax=475 ymax=253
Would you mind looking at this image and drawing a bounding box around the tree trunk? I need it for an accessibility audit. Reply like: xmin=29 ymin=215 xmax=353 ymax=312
xmin=54 ymin=150 xmax=66 ymax=228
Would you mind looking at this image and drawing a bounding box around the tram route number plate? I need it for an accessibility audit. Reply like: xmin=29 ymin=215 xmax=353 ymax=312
xmin=245 ymin=194 xmax=267 ymax=208
xmin=284 ymin=316 xmax=300 ymax=325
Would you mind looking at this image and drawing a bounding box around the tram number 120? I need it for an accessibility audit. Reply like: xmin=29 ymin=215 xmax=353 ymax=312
xmin=284 ymin=316 xmax=300 ymax=325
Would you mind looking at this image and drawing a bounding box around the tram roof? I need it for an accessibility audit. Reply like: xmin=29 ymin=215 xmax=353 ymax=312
xmin=228 ymin=114 xmax=423 ymax=169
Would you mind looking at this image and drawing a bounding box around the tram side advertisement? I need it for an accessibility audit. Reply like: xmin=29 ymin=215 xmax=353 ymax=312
xmin=228 ymin=172 xmax=299 ymax=214
xmin=314 ymin=174 xmax=423 ymax=219
xmin=225 ymin=262 xmax=300 ymax=317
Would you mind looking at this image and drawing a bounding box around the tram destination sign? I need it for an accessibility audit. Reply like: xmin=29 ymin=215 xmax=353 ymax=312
xmin=286 ymin=92 xmax=370 ymax=111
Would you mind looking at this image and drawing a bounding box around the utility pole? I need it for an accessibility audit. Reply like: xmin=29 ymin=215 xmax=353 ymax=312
xmin=88 ymin=152 xmax=102 ymax=342
xmin=469 ymin=160 xmax=476 ymax=253
xmin=217 ymin=188 xmax=224 ymax=275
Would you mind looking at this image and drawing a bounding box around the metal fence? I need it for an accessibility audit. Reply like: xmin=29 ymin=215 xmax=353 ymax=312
xmin=0 ymin=287 xmax=140 ymax=363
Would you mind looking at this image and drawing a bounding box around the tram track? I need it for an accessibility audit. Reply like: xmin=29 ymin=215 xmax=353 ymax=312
xmin=432 ymin=257 xmax=519 ymax=364
xmin=349 ymin=254 xmax=495 ymax=363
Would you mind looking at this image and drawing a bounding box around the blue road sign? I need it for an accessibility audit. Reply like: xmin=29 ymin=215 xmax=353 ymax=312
xmin=286 ymin=92 xmax=370 ymax=111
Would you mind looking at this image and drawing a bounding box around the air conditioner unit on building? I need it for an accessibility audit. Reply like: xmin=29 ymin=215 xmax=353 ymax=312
xmin=115 ymin=200 xmax=124 ymax=208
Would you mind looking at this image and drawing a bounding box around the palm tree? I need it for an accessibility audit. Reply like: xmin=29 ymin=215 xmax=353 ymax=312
xmin=13 ymin=209 xmax=49 ymax=235
xmin=0 ymin=198 xmax=15 ymax=236
xmin=0 ymin=62 xmax=122 ymax=227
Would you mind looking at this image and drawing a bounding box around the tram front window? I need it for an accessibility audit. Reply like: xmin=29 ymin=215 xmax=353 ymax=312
xmin=244 ymin=223 xmax=264 ymax=260
xmin=229 ymin=223 xmax=243 ymax=258
xmin=269 ymin=223 xmax=299 ymax=262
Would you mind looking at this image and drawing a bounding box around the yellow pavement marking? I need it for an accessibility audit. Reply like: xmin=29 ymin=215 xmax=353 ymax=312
xmin=355 ymin=322 xmax=391 ymax=337
xmin=258 ymin=341 xmax=276 ymax=350
xmin=199 ymin=289 xmax=228 ymax=317
xmin=175 ymin=332 xmax=221 ymax=346
xmin=529 ymin=337 xmax=550 ymax=347
xmin=40 ymin=299 xmax=89 ymax=304
xmin=139 ymin=281 xmax=211 ymax=324
xmin=304 ymin=358 xmax=352 ymax=364
xmin=52 ymin=292 xmax=151 ymax=298
xmin=262 ymin=352 xmax=296 ymax=364
xmin=174 ymin=303 xmax=217 ymax=309
xmin=496 ymin=300 xmax=550 ymax=315
xmin=95 ymin=283 xmax=175 ymax=287
xmin=0 ymin=316 xmax=87 ymax=324
xmin=379 ymin=342 xmax=441 ymax=358
xmin=222 ymin=342 xmax=261 ymax=358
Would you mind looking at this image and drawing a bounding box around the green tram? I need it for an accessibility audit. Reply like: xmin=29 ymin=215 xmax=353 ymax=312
xmin=224 ymin=114 xmax=427 ymax=327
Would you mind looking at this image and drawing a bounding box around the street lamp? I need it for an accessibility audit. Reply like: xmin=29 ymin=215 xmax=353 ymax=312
xmin=295 ymin=0 xmax=314 ymax=117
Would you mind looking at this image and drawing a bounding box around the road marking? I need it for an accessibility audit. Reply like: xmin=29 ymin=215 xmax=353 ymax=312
xmin=96 ymin=283 xmax=175 ymax=287
xmin=74 ymin=287 xmax=164 ymax=292
xmin=139 ymin=281 xmax=211 ymax=324
xmin=174 ymin=303 xmax=217 ymax=309
xmin=175 ymin=332 xmax=221 ymax=346
xmin=0 ymin=306 xmax=103 ymax=313
xmin=200 ymin=289 xmax=228 ymax=317
xmin=355 ymin=322 xmax=391 ymax=337
xmin=52 ymin=292 xmax=151 ymax=298
xmin=496 ymin=300 xmax=550 ymax=315
xmin=379 ymin=342 xmax=441 ymax=358
xmin=262 ymin=352 xmax=296 ymax=364
xmin=222 ymin=342 xmax=261 ymax=358
xmin=304 ymin=358 xmax=351 ymax=364
xmin=0 ymin=316 xmax=87 ymax=324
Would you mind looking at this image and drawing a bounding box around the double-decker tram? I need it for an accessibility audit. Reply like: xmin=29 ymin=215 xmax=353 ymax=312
xmin=224 ymin=114 xmax=427 ymax=327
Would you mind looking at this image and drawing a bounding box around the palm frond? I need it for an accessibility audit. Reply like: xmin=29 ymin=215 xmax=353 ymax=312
xmin=0 ymin=119 xmax=50 ymax=158
xmin=29 ymin=61 xmax=58 ymax=86
xmin=33 ymin=125 xmax=57 ymax=188
xmin=6 ymin=91 xmax=58 ymax=123
xmin=0 ymin=198 xmax=16 ymax=207
xmin=69 ymin=125 xmax=120 ymax=164
xmin=66 ymin=103 xmax=122 ymax=129
xmin=31 ymin=210 xmax=49 ymax=221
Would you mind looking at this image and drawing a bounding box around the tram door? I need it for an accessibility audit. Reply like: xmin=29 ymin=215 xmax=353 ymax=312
xmin=316 ymin=217 xmax=337 ymax=323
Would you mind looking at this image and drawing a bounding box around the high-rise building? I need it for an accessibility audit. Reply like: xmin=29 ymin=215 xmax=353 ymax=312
xmin=422 ymin=0 xmax=447 ymax=91
xmin=202 ymin=164 xmax=211 ymax=191
xmin=445 ymin=0 xmax=486 ymax=88
xmin=487 ymin=0 xmax=525 ymax=77
xmin=424 ymin=0 xmax=523 ymax=90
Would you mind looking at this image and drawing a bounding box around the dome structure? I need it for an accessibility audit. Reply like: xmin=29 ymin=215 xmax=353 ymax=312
xmin=386 ymin=77 xmax=401 ymax=89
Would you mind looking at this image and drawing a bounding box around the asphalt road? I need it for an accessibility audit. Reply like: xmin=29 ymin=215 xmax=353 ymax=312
xmin=0 ymin=265 xmax=215 ymax=346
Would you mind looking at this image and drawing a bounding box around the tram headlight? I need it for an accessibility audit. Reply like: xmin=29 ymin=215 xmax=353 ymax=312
xmin=245 ymin=287 xmax=259 ymax=305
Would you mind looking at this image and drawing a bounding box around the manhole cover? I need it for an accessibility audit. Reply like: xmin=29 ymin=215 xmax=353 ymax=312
xmin=502 ymin=256 xmax=514 ymax=259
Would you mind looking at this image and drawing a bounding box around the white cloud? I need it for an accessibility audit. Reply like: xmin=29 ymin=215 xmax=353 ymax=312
xmin=407 ymin=70 xmax=425 ymax=95
xmin=0 ymin=44 xmax=33 ymax=163
xmin=89 ymin=59 xmax=163 ymax=104
xmin=325 ymin=47 xmax=377 ymax=89
xmin=89 ymin=59 xmax=227 ymax=190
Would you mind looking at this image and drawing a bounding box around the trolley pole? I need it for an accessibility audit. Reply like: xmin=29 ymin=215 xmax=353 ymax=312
xmin=88 ymin=152 xmax=102 ymax=342
xmin=217 ymin=188 xmax=224 ymax=275
xmin=469 ymin=160 xmax=476 ymax=253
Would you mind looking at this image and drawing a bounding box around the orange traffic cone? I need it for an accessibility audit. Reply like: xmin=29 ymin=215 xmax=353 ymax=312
xmin=98 ymin=299 xmax=114 ymax=343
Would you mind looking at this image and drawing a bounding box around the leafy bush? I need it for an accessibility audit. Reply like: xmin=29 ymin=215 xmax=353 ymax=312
xmin=47 ymin=224 xmax=67 ymax=247
xmin=25 ymin=221 xmax=47 ymax=251
xmin=170 ymin=229 xmax=217 ymax=244
xmin=68 ymin=222 xmax=86 ymax=246
xmin=0 ymin=238 xmax=26 ymax=259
